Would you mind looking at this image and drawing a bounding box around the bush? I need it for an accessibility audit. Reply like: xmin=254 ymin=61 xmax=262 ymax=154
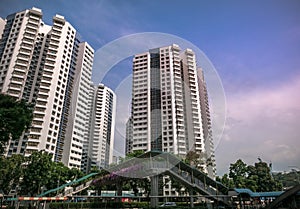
xmin=49 ymin=201 xmax=150 ymax=209
xmin=49 ymin=201 xmax=210 ymax=209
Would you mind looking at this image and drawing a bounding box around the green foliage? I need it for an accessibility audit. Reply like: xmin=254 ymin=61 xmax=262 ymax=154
xmin=247 ymin=162 xmax=282 ymax=192
xmin=184 ymin=151 xmax=206 ymax=170
xmin=20 ymin=151 xmax=54 ymax=196
xmin=273 ymin=170 xmax=300 ymax=188
xmin=123 ymin=150 xmax=145 ymax=160
xmin=49 ymin=201 xmax=150 ymax=209
xmin=48 ymin=201 xmax=208 ymax=209
xmin=0 ymin=154 xmax=25 ymax=194
xmin=169 ymin=175 xmax=187 ymax=195
xmin=0 ymin=151 xmax=85 ymax=196
xmin=216 ymin=173 xmax=234 ymax=189
xmin=219 ymin=158 xmax=282 ymax=192
xmin=0 ymin=94 xmax=33 ymax=154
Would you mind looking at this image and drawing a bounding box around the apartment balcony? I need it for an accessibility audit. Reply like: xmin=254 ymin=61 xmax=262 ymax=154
xmin=26 ymin=23 xmax=39 ymax=30
xmin=46 ymin=54 xmax=56 ymax=61
xmin=19 ymin=49 xmax=31 ymax=56
xmin=51 ymin=34 xmax=61 ymax=41
xmin=52 ymin=28 xmax=62 ymax=35
xmin=42 ymin=70 xmax=53 ymax=78
xmin=173 ymin=61 xmax=180 ymax=67
xmin=13 ymin=68 xmax=26 ymax=74
xmin=33 ymin=109 xmax=45 ymax=115
xmin=44 ymin=61 xmax=55 ymax=68
xmin=174 ymin=71 xmax=181 ymax=77
xmin=11 ymin=73 xmax=24 ymax=80
xmin=35 ymin=100 xmax=47 ymax=107
xmin=27 ymin=133 xmax=41 ymax=141
xmin=33 ymin=113 xmax=44 ymax=121
xmin=49 ymin=43 xmax=59 ymax=49
xmin=39 ymin=90 xmax=49 ymax=96
xmin=7 ymin=90 xmax=20 ymax=98
xmin=41 ymin=75 xmax=52 ymax=82
xmin=36 ymin=95 xmax=48 ymax=103
xmin=22 ymin=38 xmax=34 ymax=45
xmin=190 ymin=83 xmax=196 ymax=88
xmin=49 ymin=38 xmax=60 ymax=44
xmin=28 ymin=18 xmax=39 ymax=25
xmin=28 ymin=15 xmax=40 ymax=22
xmin=17 ymin=55 xmax=30 ymax=62
xmin=38 ymin=83 xmax=50 ymax=91
xmin=195 ymin=146 xmax=203 ymax=152
xmin=25 ymin=27 xmax=37 ymax=35
xmin=188 ymin=70 xmax=195 ymax=76
xmin=173 ymin=56 xmax=180 ymax=61
xmin=10 ymin=78 xmax=23 ymax=85
xmin=178 ymin=150 xmax=186 ymax=156
xmin=194 ymin=141 xmax=203 ymax=146
xmin=32 ymin=123 xmax=43 ymax=129
xmin=15 ymin=61 xmax=28 ymax=68
xmin=47 ymin=49 xmax=58 ymax=56
xmin=23 ymin=31 xmax=36 ymax=39
xmin=26 ymin=146 xmax=39 ymax=154
xmin=43 ymin=66 xmax=54 ymax=73
xmin=53 ymin=22 xmax=63 ymax=28
xmin=9 ymin=83 xmax=22 ymax=90
xmin=178 ymin=145 xmax=186 ymax=151
xmin=20 ymin=43 xmax=33 ymax=51
xmin=40 ymin=79 xmax=51 ymax=86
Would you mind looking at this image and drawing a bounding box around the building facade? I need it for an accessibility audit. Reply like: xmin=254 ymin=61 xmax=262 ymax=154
xmin=125 ymin=117 xmax=133 ymax=155
xmin=126 ymin=44 xmax=216 ymax=180
xmin=0 ymin=17 xmax=5 ymax=39
xmin=84 ymin=84 xmax=116 ymax=171
xmin=0 ymin=8 xmax=116 ymax=171
xmin=60 ymin=42 xmax=94 ymax=169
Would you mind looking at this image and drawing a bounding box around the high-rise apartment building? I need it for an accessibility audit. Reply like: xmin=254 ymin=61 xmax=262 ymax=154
xmin=0 ymin=18 xmax=5 ymax=39
xmin=0 ymin=8 xmax=116 ymax=171
xmin=126 ymin=44 xmax=215 ymax=178
xmin=60 ymin=42 xmax=94 ymax=169
xmin=125 ymin=117 xmax=133 ymax=155
xmin=82 ymin=84 xmax=116 ymax=171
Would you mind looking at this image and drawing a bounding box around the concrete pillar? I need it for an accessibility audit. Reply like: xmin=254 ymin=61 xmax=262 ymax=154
xmin=116 ymin=181 xmax=123 ymax=202
xmin=150 ymin=175 xmax=159 ymax=208
xmin=190 ymin=189 xmax=194 ymax=208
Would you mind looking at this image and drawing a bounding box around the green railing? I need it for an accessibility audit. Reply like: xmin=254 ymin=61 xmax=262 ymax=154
xmin=37 ymin=172 xmax=98 ymax=197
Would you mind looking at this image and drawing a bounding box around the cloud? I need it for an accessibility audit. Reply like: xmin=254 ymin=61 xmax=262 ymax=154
xmin=216 ymin=73 xmax=300 ymax=175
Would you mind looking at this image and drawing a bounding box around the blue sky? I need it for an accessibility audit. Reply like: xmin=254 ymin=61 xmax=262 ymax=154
xmin=1 ymin=0 xmax=300 ymax=175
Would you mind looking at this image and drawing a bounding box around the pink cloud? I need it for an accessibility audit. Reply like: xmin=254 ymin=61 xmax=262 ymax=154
xmin=216 ymin=74 xmax=300 ymax=175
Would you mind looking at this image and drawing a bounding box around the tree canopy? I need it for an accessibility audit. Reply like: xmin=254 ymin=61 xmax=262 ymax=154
xmin=217 ymin=159 xmax=282 ymax=192
xmin=0 ymin=151 xmax=84 ymax=196
xmin=0 ymin=94 xmax=33 ymax=154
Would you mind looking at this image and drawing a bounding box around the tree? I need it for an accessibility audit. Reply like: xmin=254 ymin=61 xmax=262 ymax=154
xmin=0 ymin=94 xmax=33 ymax=154
xmin=273 ymin=170 xmax=300 ymax=188
xmin=219 ymin=158 xmax=283 ymax=192
xmin=229 ymin=159 xmax=248 ymax=188
xmin=0 ymin=154 xmax=25 ymax=194
xmin=0 ymin=150 xmax=85 ymax=197
xmin=44 ymin=162 xmax=72 ymax=194
xmin=247 ymin=162 xmax=282 ymax=192
xmin=20 ymin=151 xmax=54 ymax=196
xmin=216 ymin=174 xmax=234 ymax=189
xmin=124 ymin=150 xmax=145 ymax=160
xmin=185 ymin=150 xmax=207 ymax=171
